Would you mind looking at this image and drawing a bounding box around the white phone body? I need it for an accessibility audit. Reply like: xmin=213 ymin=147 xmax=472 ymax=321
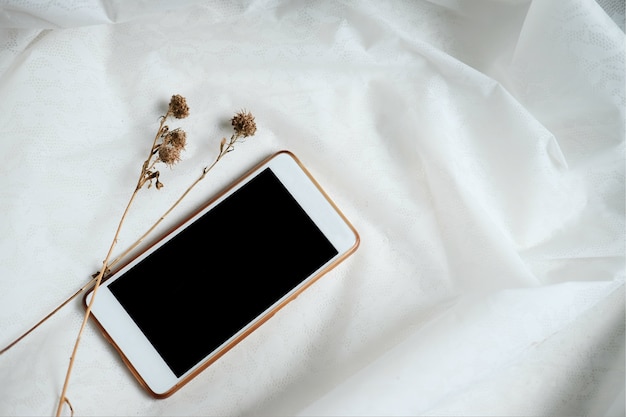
xmin=86 ymin=150 xmax=359 ymax=398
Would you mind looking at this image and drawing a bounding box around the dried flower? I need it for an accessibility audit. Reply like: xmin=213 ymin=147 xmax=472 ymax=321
xmin=6 ymin=95 xmax=259 ymax=417
xmin=158 ymin=144 xmax=182 ymax=166
xmin=165 ymin=129 xmax=187 ymax=150
xmin=231 ymin=110 xmax=257 ymax=137
xmin=169 ymin=94 xmax=189 ymax=119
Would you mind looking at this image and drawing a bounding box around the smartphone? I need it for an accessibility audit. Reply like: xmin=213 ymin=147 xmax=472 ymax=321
xmin=85 ymin=150 xmax=359 ymax=398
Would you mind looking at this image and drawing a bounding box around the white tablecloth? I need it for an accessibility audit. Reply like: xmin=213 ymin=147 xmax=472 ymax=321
xmin=0 ymin=0 xmax=624 ymax=415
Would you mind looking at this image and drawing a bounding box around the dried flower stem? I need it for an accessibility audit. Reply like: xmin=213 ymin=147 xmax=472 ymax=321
xmin=0 ymin=105 xmax=256 ymax=417
xmin=55 ymin=180 xmax=139 ymax=416
xmin=116 ymin=129 xmax=247 ymax=257
xmin=55 ymin=98 xmax=189 ymax=416
xmin=0 ymin=280 xmax=95 ymax=355
xmin=0 ymin=117 xmax=253 ymax=360
xmin=107 ymin=132 xmax=243 ymax=268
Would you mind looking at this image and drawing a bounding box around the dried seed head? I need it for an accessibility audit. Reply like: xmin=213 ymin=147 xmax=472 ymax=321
xmin=169 ymin=95 xmax=189 ymax=119
xmin=158 ymin=144 xmax=182 ymax=166
xmin=165 ymin=129 xmax=187 ymax=150
xmin=231 ymin=110 xmax=257 ymax=137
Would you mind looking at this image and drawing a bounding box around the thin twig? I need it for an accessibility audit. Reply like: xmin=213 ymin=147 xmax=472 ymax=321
xmin=0 ymin=279 xmax=95 ymax=355
xmin=64 ymin=397 xmax=74 ymax=417
xmin=0 ymin=136 xmax=240 ymax=359
xmin=55 ymin=171 xmax=141 ymax=416
xmin=55 ymin=109 xmax=174 ymax=417
xmin=0 ymin=105 xmax=256 ymax=417
xmin=107 ymin=133 xmax=241 ymax=268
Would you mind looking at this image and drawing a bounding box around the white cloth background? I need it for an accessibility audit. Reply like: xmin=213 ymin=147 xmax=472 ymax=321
xmin=0 ymin=0 xmax=624 ymax=415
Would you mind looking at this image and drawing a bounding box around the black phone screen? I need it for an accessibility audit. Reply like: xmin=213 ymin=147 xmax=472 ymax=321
xmin=108 ymin=168 xmax=338 ymax=377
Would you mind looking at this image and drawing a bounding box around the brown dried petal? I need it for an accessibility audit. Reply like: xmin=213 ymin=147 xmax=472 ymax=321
xmin=158 ymin=145 xmax=181 ymax=166
xmin=231 ymin=110 xmax=257 ymax=137
xmin=169 ymin=95 xmax=189 ymax=119
xmin=165 ymin=129 xmax=187 ymax=150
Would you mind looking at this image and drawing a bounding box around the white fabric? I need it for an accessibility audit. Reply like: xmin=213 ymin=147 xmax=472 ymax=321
xmin=0 ymin=0 xmax=624 ymax=415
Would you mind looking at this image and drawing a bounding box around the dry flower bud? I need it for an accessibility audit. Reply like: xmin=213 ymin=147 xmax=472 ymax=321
xmin=165 ymin=129 xmax=187 ymax=150
xmin=169 ymin=95 xmax=190 ymax=119
xmin=158 ymin=144 xmax=182 ymax=166
xmin=231 ymin=110 xmax=257 ymax=137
